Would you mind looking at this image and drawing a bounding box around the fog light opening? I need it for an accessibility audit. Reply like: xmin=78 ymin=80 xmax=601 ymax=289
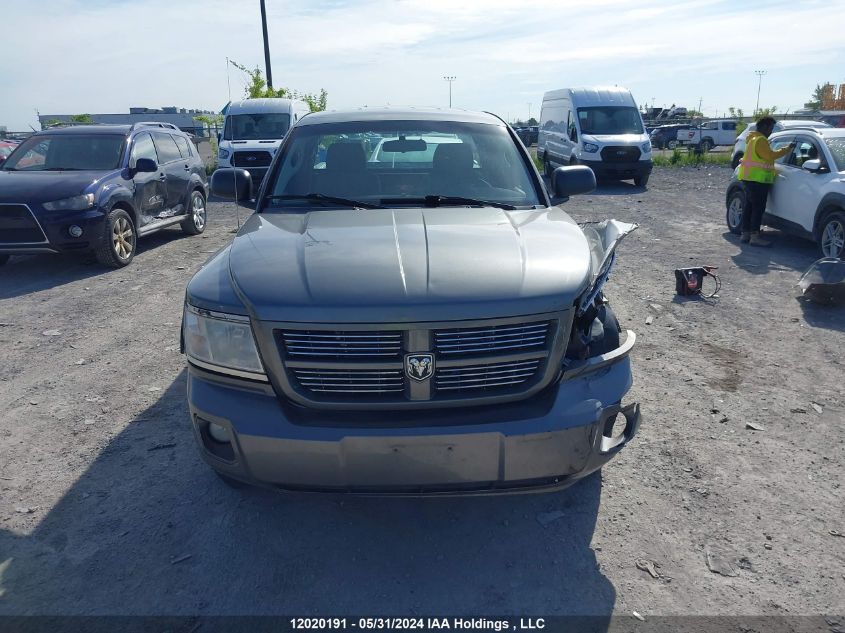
xmin=604 ymin=413 xmax=627 ymax=441
xmin=208 ymin=421 xmax=230 ymax=443
xmin=68 ymin=225 xmax=84 ymax=238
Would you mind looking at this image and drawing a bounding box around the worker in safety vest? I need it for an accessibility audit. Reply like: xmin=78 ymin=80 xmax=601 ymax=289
xmin=737 ymin=116 xmax=795 ymax=246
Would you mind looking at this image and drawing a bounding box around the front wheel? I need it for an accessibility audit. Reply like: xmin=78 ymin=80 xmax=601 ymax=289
xmin=181 ymin=190 xmax=207 ymax=235
xmin=634 ymin=174 xmax=649 ymax=187
xmin=700 ymin=139 xmax=713 ymax=153
xmin=819 ymin=211 xmax=845 ymax=259
xmin=726 ymin=189 xmax=746 ymax=235
xmin=667 ymin=140 xmax=678 ymax=150
xmin=95 ymin=208 xmax=136 ymax=267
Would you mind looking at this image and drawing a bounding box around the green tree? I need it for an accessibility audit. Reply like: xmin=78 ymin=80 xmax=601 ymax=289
xmin=193 ymin=114 xmax=225 ymax=175
xmin=229 ymin=60 xmax=328 ymax=112
xmin=752 ymin=105 xmax=778 ymax=118
xmin=805 ymin=83 xmax=832 ymax=110
xmin=69 ymin=114 xmax=94 ymax=124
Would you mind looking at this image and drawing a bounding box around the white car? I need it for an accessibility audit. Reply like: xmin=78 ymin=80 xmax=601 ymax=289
xmin=725 ymin=128 xmax=845 ymax=258
xmin=731 ymin=120 xmax=831 ymax=169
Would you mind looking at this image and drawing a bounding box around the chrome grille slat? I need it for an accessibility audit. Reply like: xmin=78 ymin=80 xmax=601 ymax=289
xmin=434 ymin=359 xmax=542 ymax=393
xmin=280 ymin=329 xmax=401 ymax=361
xmin=435 ymin=328 xmax=548 ymax=341
xmin=292 ymin=367 xmax=405 ymax=394
xmin=433 ymin=322 xmax=550 ymax=357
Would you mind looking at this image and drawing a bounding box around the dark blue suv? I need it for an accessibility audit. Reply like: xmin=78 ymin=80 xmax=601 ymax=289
xmin=0 ymin=123 xmax=208 ymax=267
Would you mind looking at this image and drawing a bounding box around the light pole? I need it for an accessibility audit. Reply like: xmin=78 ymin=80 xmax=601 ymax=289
xmin=754 ymin=70 xmax=767 ymax=115
xmin=527 ymin=102 xmax=532 ymax=122
xmin=443 ymin=76 xmax=456 ymax=108
xmin=260 ymin=0 xmax=273 ymax=89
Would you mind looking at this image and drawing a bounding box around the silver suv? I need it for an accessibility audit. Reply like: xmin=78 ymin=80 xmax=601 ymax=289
xmin=183 ymin=108 xmax=640 ymax=493
xmin=726 ymin=127 xmax=845 ymax=258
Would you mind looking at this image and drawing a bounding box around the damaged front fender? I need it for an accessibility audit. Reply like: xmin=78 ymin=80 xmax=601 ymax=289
xmin=577 ymin=219 xmax=639 ymax=316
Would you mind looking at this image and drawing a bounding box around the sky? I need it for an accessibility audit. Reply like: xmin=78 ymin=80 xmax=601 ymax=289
xmin=2 ymin=0 xmax=844 ymax=130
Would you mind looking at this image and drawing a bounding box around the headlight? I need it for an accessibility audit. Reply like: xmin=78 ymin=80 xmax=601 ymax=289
xmin=218 ymin=149 xmax=230 ymax=160
xmin=183 ymin=304 xmax=267 ymax=381
xmin=43 ymin=193 xmax=94 ymax=211
xmin=583 ymin=143 xmax=599 ymax=153
xmin=641 ymin=141 xmax=652 ymax=153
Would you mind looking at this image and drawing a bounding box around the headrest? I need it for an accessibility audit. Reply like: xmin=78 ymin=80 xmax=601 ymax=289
xmin=326 ymin=142 xmax=366 ymax=171
xmin=433 ymin=143 xmax=473 ymax=172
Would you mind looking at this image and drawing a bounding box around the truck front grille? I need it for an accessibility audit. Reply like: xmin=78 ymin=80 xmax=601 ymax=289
xmin=0 ymin=204 xmax=48 ymax=244
xmin=275 ymin=314 xmax=565 ymax=408
xmin=232 ymin=151 xmax=273 ymax=167
xmin=600 ymin=146 xmax=641 ymax=163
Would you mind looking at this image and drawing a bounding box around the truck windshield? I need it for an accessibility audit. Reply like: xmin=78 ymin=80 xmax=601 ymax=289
xmin=1 ymin=134 xmax=125 ymax=171
xmin=577 ymin=107 xmax=644 ymax=135
xmin=265 ymin=120 xmax=541 ymax=209
xmin=224 ymin=113 xmax=291 ymax=140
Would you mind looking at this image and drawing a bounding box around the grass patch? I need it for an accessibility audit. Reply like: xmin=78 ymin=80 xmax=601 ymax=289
xmin=652 ymin=148 xmax=732 ymax=167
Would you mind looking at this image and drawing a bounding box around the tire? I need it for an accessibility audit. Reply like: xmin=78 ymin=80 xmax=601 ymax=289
xmin=667 ymin=140 xmax=678 ymax=150
xmin=634 ymin=174 xmax=649 ymax=187
xmin=0 ymin=254 xmax=9 ymax=267
xmin=214 ymin=470 xmax=249 ymax=489
xmin=731 ymin=152 xmax=743 ymax=170
xmin=181 ymin=189 xmax=207 ymax=235
xmin=700 ymin=139 xmax=713 ymax=153
xmin=818 ymin=210 xmax=845 ymax=259
xmin=94 ymin=208 xmax=136 ymax=268
xmin=726 ymin=188 xmax=746 ymax=235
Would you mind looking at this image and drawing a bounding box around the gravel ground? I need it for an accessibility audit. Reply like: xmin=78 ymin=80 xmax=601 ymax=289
xmin=0 ymin=168 xmax=843 ymax=617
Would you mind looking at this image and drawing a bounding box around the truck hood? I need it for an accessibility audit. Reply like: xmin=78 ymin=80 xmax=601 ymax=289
xmin=0 ymin=169 xmax=117 ymax=204
xmin=227 ymin=207 xmax=594 ymax=323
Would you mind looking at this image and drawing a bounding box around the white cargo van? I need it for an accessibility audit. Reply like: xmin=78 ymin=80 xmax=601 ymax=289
xmin=217 ymin=98 xmax=311 ymax=190
xmin=538 ymin=87 xmax=653 ymax=186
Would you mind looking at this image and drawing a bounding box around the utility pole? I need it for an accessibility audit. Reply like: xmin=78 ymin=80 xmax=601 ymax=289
xmin=527 ymin=102 xmax=532 ymax=122
xmin=698 ymin=97 xmax=703 ymax=116
xmin=442 ymin=76 xmax=456 ymax=107
xmin=260 ymin=0 xmax=273 ymax=90
xmin=754 ymin=70 xmax=767 ymax=114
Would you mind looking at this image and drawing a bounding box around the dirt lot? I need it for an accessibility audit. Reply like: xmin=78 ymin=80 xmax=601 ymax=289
xmin=0 ymin=168 xmax=843 ymax=618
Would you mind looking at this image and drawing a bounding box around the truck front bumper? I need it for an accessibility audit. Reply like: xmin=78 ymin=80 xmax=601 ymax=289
xmin=186 ymin=336 xmax=640 ymax=495
xmin=580 ymin=159 xmax=652 ymax=181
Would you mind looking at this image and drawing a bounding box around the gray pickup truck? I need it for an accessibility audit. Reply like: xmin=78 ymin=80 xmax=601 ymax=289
xmin=182 ymin=107 xmax=640 ymax=494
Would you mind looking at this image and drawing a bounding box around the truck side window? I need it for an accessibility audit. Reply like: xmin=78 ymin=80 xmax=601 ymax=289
xmin=130 ymin=132 xmax=158 ymax=166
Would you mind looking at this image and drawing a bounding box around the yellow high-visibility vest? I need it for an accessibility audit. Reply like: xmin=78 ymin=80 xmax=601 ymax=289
xmin=738 ymin=135 xmax=776 ymax=184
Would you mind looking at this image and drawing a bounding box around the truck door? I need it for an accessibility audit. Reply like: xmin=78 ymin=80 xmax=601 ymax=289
xmin=151 ymin=132 xmax=191 ymax=216
xmin=129 ymin=132 xmax=166 ymax=227
xmin=774 ymin=136 xmax=828 ymax=232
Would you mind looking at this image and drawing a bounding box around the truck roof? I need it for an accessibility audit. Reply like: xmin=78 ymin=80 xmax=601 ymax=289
xmin=543 ymin=86 xmax=636 ymax=108
xmin=225 ymin=98 xmax=305 ymax=115
xmin=296 ymin=107 xmax=504 ymax=127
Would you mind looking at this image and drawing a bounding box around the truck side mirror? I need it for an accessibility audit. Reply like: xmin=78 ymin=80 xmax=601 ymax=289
xmin=552 ymin=165 xmax=596 ymax=201
xmin=211 ymin=168 xmax=252 ymax=201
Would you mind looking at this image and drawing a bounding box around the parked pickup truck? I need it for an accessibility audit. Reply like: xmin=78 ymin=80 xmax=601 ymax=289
xmin=188 ymin=107 xmax=642 ymax=494
xmin=677 ymin=119 xmax=739 ymax=151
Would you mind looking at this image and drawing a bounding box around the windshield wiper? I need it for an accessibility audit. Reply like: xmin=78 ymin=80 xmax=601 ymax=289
xmin=265 ymin=193 xmax=384 ymax=209
xmin=381 ymin=195 xmax=517 ymax=211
